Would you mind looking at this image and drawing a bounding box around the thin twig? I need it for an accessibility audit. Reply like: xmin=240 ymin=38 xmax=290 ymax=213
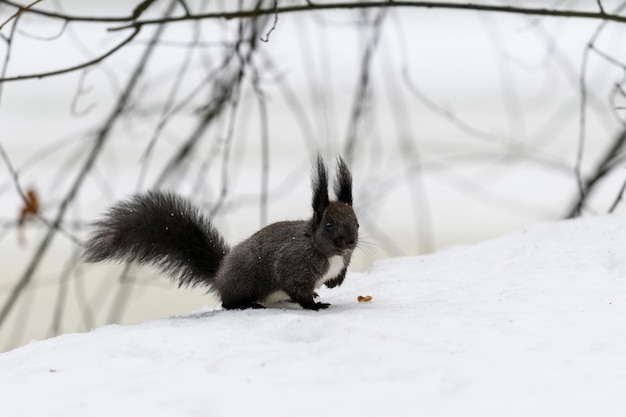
xmin=609 ymin=175 xmax=626 ymax=213
xmin=590 ymin=44 xmax=626 ymax=69
xmin=102 ymin=0 xmax=180 ymax=323
xmin=177 ymin=0 xmax=191 ymax=16
xmin=136 ymin=19 xmax=201 ymax=189
xmin=17 ymin=19 xmax=68 ymax=41
xmin=402 ymin=66 xmax=499 ymax=142
xmin=0 ymin=0 xmax=143 ymax=23
xmin=153 ymin=7 xmax=268 ymax=189
xmin=105 ymin=263 xmax=133 ymax=324
xmin=251 ymin=64 xmax=270 ymax=226
xmin=0 ymin=27 xmax=140 ymax=82
xmin=0 ymin=143 xmax=82 ymax=245
xmin=258 ymin=49 xmax=318 ymax=155
xmin=344 ymin=9 xmax=385 ymax=164
xmin=566 ymin=128 xmax=626 ymax=218
xmin=71 ymin=260 xmax=95 ymax=330
xmin=259 ymin=0 xmax=278 ymax=42
xmin=569 ymin=6 xmax=623 ymax=217
xmin=0 ymin=8 xmax=19 ymax=105
xmin=0 ymin=0 xmax=44 ymax=31
xmin=0 ymin=14 xmax=157 ymax=329
xmin=207 ymin=13 xmax=251 ymax=218
xmin=49 ymin=248 xmax=81 ymax=336
xmin=70 ymin=70 xmax=96 ymax=116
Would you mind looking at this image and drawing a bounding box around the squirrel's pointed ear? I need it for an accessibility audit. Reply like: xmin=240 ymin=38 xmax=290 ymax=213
xmin=334 ymin=156 xmax=353 ymax=206
xmin=312 ymin=155 xmax=329 ymax=224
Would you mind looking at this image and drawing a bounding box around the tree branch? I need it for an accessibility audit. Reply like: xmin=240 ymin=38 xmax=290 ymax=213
xmin=0 ymin=28 xmax=140 ymax=82
xmin=566 ymin=128 xmax=626 ymax=218
xmin=0 ymin=2 xmax=165 ymax=327
xmin=109 ymin=1 xmax=626 ymax=32
xmin=0 ymin=0 xmax=44 ymax=31
xmin=0 ymin=0 xmax=144 ymax=23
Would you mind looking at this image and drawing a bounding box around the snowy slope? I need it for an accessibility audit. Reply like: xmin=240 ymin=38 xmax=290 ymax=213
xmin=1 ymin=215 xmax=626 ymax=417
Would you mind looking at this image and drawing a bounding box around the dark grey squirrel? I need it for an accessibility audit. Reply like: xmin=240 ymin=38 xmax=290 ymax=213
xmin=83 ymin=156 xmax=358 ymax=311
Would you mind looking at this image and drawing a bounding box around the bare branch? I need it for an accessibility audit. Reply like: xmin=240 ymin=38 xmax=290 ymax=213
xmin=0 ymin=143 xmax=81 ymax=245
xmin=0 ymin=0 xmax=142 ymax=23
xmin=0 ymin=28 xmax=140 ymax=82
xmin=251 ymin=63 xmax=270 ymax=226
xmin=344 ymin=9 xmax=385 ymax=164
xmin=70 ymin=70 xmax=97 ymax=116
xmin=177 ymin=0 xmax=191 ymax=16
xmin=0 ymin=0 xmax=44 ymax=31
xmin=3 ymin=1 xmax=626 ymax=30
xmin=17 ymin=19 xmax=68 ymax=41
xmin=0 ymin=8 xmax=19 ymax=104
xmin=609 ymin=176 xmax=626 ymax=213
xmin=567 ymin=128 xmax=626 ymax=217
xmin=402 ymin=66 xmax=500 ymax=142
xmin=569 ymin=5 xmax=624 ymax=217
xmin=109 ymin=1 xmax=626 ymax=32
xmin=136 ymin=20 xmax=202 ymax=189
xmin=0 ymin=0 xmax=170 ymax=327
xmin=259 ymin=0 xmax=278 ymax=43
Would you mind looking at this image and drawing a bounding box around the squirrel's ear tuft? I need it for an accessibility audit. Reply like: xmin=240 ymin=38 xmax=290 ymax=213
xmin=312 ymin=155 xmax=329 ymax=224
xmin=334 ymin=156 xmax=353 ymax=206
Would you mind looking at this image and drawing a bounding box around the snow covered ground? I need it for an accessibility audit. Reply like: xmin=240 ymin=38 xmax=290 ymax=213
xmin=1 ymin=215 xmax=625 ymax=416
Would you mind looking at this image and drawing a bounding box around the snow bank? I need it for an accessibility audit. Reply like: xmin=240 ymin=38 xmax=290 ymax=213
xmin=1 ymin=215 xmax=625 ymax=416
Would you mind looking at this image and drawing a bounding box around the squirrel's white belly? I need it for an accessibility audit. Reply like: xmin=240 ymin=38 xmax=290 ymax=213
xmin=261 ymin=255 xmax=344 ymax=305
xmin=262 ymin=289 xmax=290 ymax=305
xmin=316 ymin=255 xmax=344 ymax=288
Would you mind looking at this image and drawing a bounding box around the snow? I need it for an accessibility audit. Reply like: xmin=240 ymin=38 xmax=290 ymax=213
xmin=1 ymin=215 xmax=626 ymax=416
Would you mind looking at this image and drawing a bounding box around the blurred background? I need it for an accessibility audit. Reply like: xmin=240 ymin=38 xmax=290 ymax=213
xmin=1 ymin=0 xmax=626 ymax=351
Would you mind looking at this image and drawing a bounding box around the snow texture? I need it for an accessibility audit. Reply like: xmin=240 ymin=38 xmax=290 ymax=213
xmin=1 ymin=215 xmax=626 ymax=416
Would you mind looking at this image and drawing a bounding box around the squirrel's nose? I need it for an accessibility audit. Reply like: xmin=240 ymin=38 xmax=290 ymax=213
xmin=335 ymin=237 xmax=356 ymax=250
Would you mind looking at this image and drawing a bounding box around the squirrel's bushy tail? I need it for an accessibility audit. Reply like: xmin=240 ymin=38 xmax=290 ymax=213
xmin=83 ymin=191 xmax=229 ymax=288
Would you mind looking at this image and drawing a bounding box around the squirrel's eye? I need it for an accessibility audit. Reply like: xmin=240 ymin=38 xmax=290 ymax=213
xmin=324 ymin=221 xmax=333 ymax=231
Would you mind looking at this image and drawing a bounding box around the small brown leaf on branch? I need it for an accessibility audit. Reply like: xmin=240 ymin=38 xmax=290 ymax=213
xmin=18 ymin=188 xmax=39 ymax=226
xmin=17 ymin=188 xmax=39 ymax=245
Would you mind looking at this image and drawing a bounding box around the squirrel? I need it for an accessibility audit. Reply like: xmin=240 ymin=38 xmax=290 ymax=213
xmin=83 ymin=156 xmax=358 ymax=311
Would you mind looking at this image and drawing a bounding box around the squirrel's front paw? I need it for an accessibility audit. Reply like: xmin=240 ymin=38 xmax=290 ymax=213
xmin=298 ymin=299 xmax=331 ymax=311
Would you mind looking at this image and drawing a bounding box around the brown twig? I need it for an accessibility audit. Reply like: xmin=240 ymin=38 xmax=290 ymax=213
xmin=0 ymin=0 xmax=44 ymax=31
xmin=0 ymin=143 xmax=81 ymax=245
